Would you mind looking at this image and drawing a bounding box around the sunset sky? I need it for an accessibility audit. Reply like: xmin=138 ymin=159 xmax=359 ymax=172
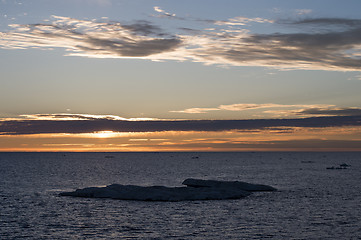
xmin=1 ymin=0 xmax=361 ymax=151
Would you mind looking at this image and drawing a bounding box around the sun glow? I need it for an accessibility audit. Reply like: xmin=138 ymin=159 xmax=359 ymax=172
xmin=1 ymin=127 xmax=361 ymax=152
xmin=91 ymin=131 xmax=123 ymax=138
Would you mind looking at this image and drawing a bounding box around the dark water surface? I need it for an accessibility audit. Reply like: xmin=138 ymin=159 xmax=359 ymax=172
xmin=1 ymin=152 xmax=360 ymax=239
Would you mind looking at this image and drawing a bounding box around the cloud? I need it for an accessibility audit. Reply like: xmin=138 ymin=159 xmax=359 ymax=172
xmin=1 ymin=113 xmax=361 ymax=135
xmin=121 ymin=20 xmax=165 ymax=36
xmin=292 ymin=18 xmax=361 ymax=28
xmin=1 ymin=16 xmax=181 ymax=58
xmin=222 ymin=26 xmax=361 ymax=71
xmin=18 ymin=113 xmax=158 ymax=121
xmin=1 ymin=15 xmax=361 ymax=71
xmin=218 ymin=103 xmax=323 ymax=111
xmin=214 ymin=16 xmax=273 ymax=26
xmin=263 ymin=106 xmax=361 ymax=117
xmin=171 ymin=107 xmax=220 ymax=114
xmin=295 ymin=9 xmax=313 ymax=15
xmin=171 ymin=103 xmax=334 ymax=114
xmin=296 ymin=107 xmax=361 ymax=116
xmin=153 ymin=6 xmax=176 ymax=17
xmin=172 ymin=104 xmax=361 ymax=119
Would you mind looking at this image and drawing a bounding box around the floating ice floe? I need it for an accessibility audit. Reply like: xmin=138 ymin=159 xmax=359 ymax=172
xmin=60 ymin=179 xmax=276 ymax=201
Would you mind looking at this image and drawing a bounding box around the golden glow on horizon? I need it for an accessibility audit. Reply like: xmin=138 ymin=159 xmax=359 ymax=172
xmin=0 ymin=126 xmax=361 ymax=152
xmin=89 ymin=131 xmax=123 ymax=138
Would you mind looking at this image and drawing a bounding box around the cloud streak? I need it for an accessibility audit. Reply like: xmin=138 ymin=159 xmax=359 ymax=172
xmin=1 ymin=16 xmax=181 ymax=58
xmin=214 ymin=16 xmax=273 ymax=26
xmin=171 ymin=103 xmax=334 ymax=114
xmin=18 ymin=113 xmax=158 ymax=121
xmin=1 ymin=114 xmax=361 ymax=135
xmin=1 ymin=15 xmax=361 ymax=71
xmin=153 ymin=6 xmax=176 ymax=17
xmin=296 ymin=107 xmax=361 ymax=116
xmin=295 ymin=9 xmax=313 ymax=15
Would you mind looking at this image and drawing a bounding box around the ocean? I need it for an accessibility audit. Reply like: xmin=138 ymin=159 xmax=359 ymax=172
xmin=1 ymin=152 xmax=360 ymax=239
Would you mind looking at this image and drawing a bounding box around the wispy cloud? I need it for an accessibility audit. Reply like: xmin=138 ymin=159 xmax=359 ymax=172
xmin=295 ymin=9 xmax=313 ymax=15
xmin=218 ymin=103 xmax=331 ymax=112
xmin=1 ymin=16 xmax=181 ymax=58
xmin=291 ymin=18 xmax=361 ymax=27
xmin=173 ymin=103 xmax=361 ymax=119
xmin=171 ymin=107 xmax=220 ymax=114
xmin=295 ymin=107 xmax=361 ymax=116
xmin=17 ymin=113 xmax=158 ymax=121
xmin=171 ymin=103 xmax=334 ymax=115
xmin=263 ymin=106 xmax=361 ymax=118
xmin=153 ymin=6 xmax=176 ymax=17
xmin=1 ymin=14 xmax=361 ymax=71
xmin=214 ymin=16 xmax=273 ymax=26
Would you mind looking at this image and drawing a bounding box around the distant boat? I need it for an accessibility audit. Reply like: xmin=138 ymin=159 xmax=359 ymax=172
xmin=326 ymin=163 xmax=350 ymax=170
xmin=339 ymin=163 xmax=351 ymax=167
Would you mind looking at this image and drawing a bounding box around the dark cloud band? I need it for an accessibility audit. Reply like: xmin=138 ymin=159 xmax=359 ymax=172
xmin=1 ymin=115 xmax=361 ymax=135
xmin=297 ymin=108 xmax=361 ymax=116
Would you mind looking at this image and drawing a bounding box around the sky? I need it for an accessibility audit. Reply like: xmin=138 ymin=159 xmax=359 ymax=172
xmin=1 ymin=0 xmax=361 ymax=151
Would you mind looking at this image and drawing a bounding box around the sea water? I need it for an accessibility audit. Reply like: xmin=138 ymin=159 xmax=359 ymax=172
xmin=1 ymin=152 xmax=360 ymax=239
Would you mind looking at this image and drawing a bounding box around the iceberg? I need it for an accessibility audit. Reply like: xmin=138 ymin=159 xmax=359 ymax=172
xmin=60 ymin=178 xmax=276 ymax=201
